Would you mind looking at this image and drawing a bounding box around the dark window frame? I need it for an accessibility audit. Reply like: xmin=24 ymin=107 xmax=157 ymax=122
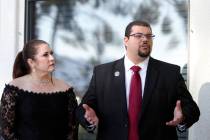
xmin=25 ymin=0 xmax=46 ymax=42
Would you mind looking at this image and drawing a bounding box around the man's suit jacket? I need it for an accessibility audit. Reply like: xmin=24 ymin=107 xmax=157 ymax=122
xmin=77 ymin=57 xmax=200 ymax=140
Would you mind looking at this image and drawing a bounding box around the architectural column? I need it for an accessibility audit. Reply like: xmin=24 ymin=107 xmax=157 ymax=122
xmin=189 ymin=0 xmax=210 ymax=139
xmin=0 ymin=0 xmax=25 ymax=94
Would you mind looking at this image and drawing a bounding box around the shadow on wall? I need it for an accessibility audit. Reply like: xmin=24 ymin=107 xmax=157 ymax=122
xmin=194 ymin=82 xmax=210 ymax=140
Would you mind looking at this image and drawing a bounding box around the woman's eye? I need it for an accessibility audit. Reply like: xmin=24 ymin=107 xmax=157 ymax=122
xmin=43 ymin=53 xmax=48 ymax=56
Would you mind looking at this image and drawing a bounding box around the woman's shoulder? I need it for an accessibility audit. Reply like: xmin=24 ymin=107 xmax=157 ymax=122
xmin=5 ymin=76 xmax=31 ymax=94
xmin=52 ymin=78 xmax=76 ymax=98
xmin=53 ymin=78 xmax=73 ymax=91
xmin=8 ymin=75 xmax=27 ymax=87
xmin=2 ymin=77 xmax=25 ymax=97
xmin=7 ymin=76 xmax=74 ymax=94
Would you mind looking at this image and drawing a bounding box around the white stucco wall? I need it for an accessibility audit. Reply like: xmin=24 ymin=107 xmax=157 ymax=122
xmin=0 ymin=0 xmax=24 ymax=95
xmin=189 ymin=0 xmax=210 ymax=140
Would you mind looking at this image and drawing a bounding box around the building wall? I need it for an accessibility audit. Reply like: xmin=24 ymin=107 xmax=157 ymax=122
xmin=189 ymin=0 xmax=210 ymax=140
xmin=0 ymin=0 xmax=24 ymax=95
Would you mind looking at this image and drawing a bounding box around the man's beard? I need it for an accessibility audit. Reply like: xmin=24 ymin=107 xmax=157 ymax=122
xmin=138 ymin=49 xmax=151 ymax=57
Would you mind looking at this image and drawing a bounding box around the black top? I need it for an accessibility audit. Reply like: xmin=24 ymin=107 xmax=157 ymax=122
xmin=0 ymin=84 xmax=78 ymax=140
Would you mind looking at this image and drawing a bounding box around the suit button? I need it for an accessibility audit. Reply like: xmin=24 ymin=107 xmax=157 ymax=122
xmin=124 ymin=124 xmax=128 ymax=127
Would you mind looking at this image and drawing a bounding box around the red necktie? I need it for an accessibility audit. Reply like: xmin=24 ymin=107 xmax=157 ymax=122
xmin=128 ymin=66 xmax=142 ymax=140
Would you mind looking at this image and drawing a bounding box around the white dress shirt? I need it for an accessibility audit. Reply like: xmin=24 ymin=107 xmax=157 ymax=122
xmin=124 ymin=55 xmax=149 ymax=108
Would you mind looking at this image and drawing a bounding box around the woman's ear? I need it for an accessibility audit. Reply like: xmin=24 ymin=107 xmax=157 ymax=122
xmin=27 ymin=58 xmax=34 ymax=68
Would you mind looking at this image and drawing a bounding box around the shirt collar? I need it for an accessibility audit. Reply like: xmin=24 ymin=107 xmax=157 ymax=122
xmin=124 ymin=55 xmax=150 ymax=71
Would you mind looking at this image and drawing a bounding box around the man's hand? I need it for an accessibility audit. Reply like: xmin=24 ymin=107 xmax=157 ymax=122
xmin=166 ymin=100 xmax=184 ymax=126
xmin=83 ymin=104 xmax=99 ymax=126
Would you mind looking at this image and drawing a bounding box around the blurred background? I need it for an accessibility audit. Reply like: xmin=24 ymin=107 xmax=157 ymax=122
xmin=26 ymin=0 xmax=188 ymax=97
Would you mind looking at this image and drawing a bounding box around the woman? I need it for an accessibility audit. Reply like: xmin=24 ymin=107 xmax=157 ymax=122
xmin=0 ymin=39 xmax=78 ymax=140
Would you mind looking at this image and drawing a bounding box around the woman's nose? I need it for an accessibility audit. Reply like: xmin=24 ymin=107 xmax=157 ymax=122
xmin=49 ymin=54 xmax=55 ymax=60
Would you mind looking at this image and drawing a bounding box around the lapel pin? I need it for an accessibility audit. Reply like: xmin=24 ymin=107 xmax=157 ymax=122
xmin=114 ymin=71 xmax=120 ymax=77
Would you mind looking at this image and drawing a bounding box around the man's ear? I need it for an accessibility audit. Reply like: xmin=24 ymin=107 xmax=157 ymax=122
xmin=124 ymin=37 xmax=129 ymax=49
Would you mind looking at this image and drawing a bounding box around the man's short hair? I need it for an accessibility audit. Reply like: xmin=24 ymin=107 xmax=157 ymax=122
xmin=125 ymin=20 xmax=152 ymax=37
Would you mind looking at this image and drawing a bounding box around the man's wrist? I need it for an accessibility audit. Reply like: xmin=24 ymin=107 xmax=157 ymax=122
xmin=86 ymin=124 xmax=96 ymax=133
xmin=177 ymin=123 xmax=187 ymax=132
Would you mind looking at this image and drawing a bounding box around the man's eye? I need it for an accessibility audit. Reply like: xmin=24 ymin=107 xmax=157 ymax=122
xmin=135 ymin=34 xmax=142 ymax=38
xmin=146 ymin=35 xmax=152 ymax=38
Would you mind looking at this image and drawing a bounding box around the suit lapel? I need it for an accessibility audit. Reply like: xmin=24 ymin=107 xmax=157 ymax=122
xmin=111 ymin=57 xmax=160 ymax=122
xmin=112 ymin=58 xmax=128 ymax=118
xmin=140 ymin=57 xmax=159 ymax=119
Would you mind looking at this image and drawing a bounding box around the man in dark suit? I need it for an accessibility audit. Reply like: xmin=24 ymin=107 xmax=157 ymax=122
xmin=76 ymin=20 xmax=200 ymax=140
